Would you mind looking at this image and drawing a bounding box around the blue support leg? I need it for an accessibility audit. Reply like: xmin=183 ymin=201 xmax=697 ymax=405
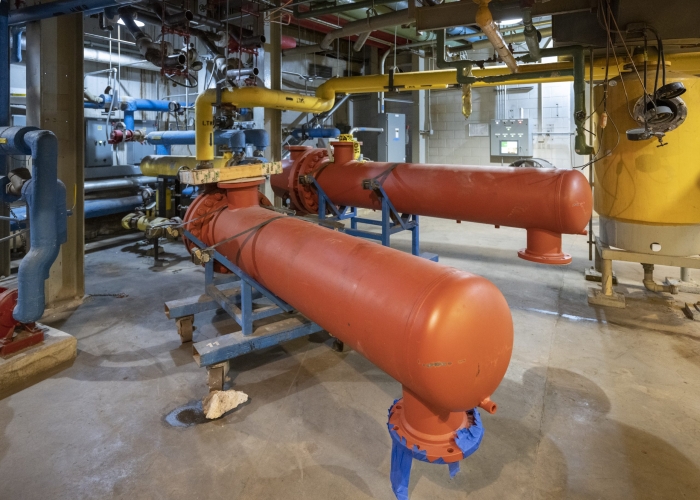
xmin=205 ymin=259 xmax=214 ymax=286
xmin=381 ymin=196 xmax=391 ymax=247
xmin=241 ymin=280 xmax=253 ymax=335
xmin=412 ymin=215 xmax=420 ymax=256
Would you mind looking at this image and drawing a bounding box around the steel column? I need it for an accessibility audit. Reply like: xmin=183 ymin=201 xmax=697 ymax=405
xmin=26 ymin=13 xmax=85 ymax=307
xmin=0 ymin=0 xmax=11 ymax=277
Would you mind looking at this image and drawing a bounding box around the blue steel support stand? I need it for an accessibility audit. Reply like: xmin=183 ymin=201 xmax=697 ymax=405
xmin=311 ymin=177 xmax=438 ymax=262
xmin=164 ymin=230 xmax=323 ymax=374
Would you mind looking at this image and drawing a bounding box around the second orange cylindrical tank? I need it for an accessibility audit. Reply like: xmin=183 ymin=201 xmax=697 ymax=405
xmin=272 ymin=143 xmax=592 ymax=264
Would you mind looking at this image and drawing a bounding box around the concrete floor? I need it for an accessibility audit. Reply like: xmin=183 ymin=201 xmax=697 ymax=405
xmin=1 ymin=217 xmax=700 ymax=499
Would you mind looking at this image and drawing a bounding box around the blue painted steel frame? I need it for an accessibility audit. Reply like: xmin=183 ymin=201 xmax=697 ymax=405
xmin=313 ymin=178 xmax=438 ymax=261
xmin=179 ymin=229 xmax=323 ymax=367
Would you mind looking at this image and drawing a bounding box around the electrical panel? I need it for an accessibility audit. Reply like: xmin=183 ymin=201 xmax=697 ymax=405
xmin=377 ymin=113 xmax=406 ymax=163
xmin=85 ymin=118 xmax=113 ymax=168
xmin=490 ymin=119 xmax=532 ymax=158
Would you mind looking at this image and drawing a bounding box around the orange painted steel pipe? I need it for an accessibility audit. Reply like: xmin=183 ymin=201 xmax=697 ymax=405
xmin=271 ymin=143 xmax=592 ymax=265
xmin=184 ymin=179 xmax=513 ymax=463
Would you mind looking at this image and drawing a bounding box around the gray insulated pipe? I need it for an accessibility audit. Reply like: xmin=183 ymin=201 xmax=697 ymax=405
xmin=118 ymin=7 xmax=185 ymax=70
xmin=0 ymin=126 xmax=67 ymax=323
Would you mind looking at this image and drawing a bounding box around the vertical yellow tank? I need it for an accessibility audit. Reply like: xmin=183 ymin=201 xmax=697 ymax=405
xmin=594 ymin=71 xmax=700 ymax=256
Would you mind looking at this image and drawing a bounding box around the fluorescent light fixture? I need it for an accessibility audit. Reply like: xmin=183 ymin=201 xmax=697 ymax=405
xmin=117 ymin=18 xmax=145 ymax=28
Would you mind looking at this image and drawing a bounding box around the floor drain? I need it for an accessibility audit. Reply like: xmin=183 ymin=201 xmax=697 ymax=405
xmin=164 ymin=401 xmax=209 ymax=427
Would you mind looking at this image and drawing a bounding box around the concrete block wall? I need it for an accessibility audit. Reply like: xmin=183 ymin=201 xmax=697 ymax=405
xmin=426 ymin=81 xmax=581 ymax=169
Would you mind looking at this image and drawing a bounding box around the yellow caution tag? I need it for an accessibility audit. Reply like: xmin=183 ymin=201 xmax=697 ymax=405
xmin=151 ymin=135 xmax=161 ymax=140
xmin=0 ymin=138 xmax=6 ymax=144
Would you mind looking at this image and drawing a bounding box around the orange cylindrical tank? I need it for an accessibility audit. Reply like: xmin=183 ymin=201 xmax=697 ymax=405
xmin=185 ymin=179 xmax=513 ymax=460
xmin=271 ymin=142 xmax=592 ymax=264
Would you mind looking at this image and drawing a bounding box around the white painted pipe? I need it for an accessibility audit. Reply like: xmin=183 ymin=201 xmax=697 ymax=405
xmin=82 ymin=47 xmax=159 ymax=71
xmin=319 ymin=9 xmax=414 ymax=51
xmin=15 ymin=30 xmax=158 ymax=71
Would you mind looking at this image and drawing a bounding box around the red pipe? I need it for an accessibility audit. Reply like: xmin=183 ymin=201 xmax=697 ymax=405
xmin=184 ymin=179 xmax=513 ymax=462
xmin=288 ymin=15 xmax=408 ymax=48
xmin=271 ymin=143 xmax=592 ymax=265
xmin=280 ymin=35 xmax=297 ymax=50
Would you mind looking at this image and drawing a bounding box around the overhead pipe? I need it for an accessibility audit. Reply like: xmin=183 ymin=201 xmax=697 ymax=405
xmin=0 ymin=127 xmax=67 ymax=323
xmin=353 ymin=31 xmax=372 ymax=52
xmin=195 ymin=62 xmax=609 ymax=163
xmin=473 ymin=0 xmax=518 ymax=73
xmin=118 ymin=7 xmax=185 ymax=70
xmin=8 ymin=0 xmax=131 ymax=25
xmin=286 ymin=13 xmax=407 ymax=51
xmin=280 ymin=35 xmax=297 ymax=50
xmin=447 ymin=26 xmax=552 ymax=56
xmin=226 ymin=67 xmax=259 ymax=79
xmin=13 ymin=27 xmax=155 ymax=69
xmin=335 ymin=6 xmax=431 ymax=45
xmin=521 ymin=3 xmax=541 ymax=61
xmin=319 ymin=9 xmax=414 ymax=50
xmin=184 ymin=179 xmax=513 ymax=491
xmin=294 ymin=0 xmax=400 ymax=19
xmin=271 ymin=142 xmax=592 ymax=265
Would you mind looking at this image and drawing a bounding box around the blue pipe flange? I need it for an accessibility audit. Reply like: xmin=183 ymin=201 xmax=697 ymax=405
xmin=387 ymin=400 xmax=484 ymax=500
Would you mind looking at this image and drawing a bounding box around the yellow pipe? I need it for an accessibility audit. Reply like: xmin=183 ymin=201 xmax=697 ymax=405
xmin=195 ymin=87 xmax=335 ymax=161
xmin=195 ymin=52 xmax=700 ymax=161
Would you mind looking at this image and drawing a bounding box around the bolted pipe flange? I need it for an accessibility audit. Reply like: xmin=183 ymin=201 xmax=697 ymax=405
xmin=287 ymin=147 xmax=332 ymax=215
xmin=297 ymin=149 xmax=331 ymax=215
xmin=387 ymin=397 xmax=484 ymax=498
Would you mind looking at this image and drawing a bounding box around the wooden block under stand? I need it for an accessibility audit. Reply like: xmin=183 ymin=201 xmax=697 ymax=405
xmin=179 ymin=162 xmax=282 ymax=185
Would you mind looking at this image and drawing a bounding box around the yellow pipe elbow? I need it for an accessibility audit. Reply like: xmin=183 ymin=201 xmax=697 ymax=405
xmin=195 ymin=87 xmax=335 ymax=161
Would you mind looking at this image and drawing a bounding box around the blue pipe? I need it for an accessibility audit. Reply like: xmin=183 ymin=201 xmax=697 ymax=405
xmin=0 ymin=126 xmax=67 ymax=323
xmin=9 ymin=195 xmax=142 ymax=231
xmin=446 ymin=26 xmax=479 ymax=37
xmin=123 ymin=111 xmax=135 ymax=131
xmin=10 ymin=27 xmax=22 ymax=64
xmin=122 ymin=99 xmax=177 ymax=112
xmin=243 ymin=129 xmax=270 ymax=150
xmin=290 ymin=127 xmax=340 ymax=140
xmin=155 ymin=144 xmax=171 ymax=155
xmin=8 ymin=0 xmax=122 ymax=26
xmin=146 ymin=130 xmax=247 ymax=151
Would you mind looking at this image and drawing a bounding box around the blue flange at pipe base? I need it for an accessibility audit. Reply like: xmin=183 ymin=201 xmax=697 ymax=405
xmin=386 ymin=401 xmax=484 ymax=500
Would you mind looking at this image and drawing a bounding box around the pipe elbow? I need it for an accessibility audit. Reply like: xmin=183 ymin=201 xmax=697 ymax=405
xmin=404 ymin=271 xmax=513 ymax=412
xmin=319 ymin=33 xmax=334 ymax=51
xmin=13 ymin=245 xmax=61 ymax=323
xmin=474 ymin=1 xmax=493 ymax=28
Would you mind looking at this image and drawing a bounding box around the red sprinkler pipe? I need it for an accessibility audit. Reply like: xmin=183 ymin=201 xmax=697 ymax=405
xmin=271 ymin=143 xmax=592 ymax=265
xmin=184 ymin=179 xmax=513 ymax=469
xmin=280 ymin=35 xmax=297 ymax=50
